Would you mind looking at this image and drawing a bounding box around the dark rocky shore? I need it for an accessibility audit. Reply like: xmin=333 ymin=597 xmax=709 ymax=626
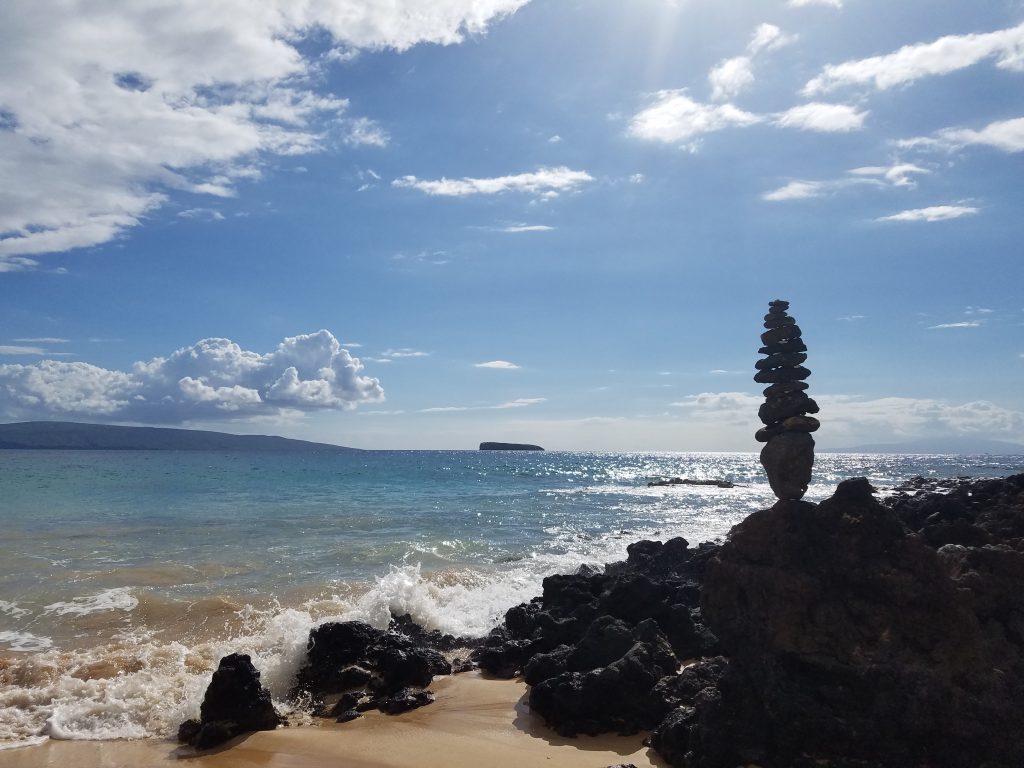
xmin=182 ymin=473 xmax=1024 ymax=768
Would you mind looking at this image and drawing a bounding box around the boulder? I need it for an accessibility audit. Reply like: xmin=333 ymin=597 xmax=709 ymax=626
xmin=178 ymin=653 xmax=281 ymax=750
xmin=759 ymin=432 xmax=814 ymax=500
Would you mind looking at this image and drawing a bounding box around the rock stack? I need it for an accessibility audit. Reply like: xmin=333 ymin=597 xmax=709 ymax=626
xmin=754 ymin=300 xmax=819 ymax=500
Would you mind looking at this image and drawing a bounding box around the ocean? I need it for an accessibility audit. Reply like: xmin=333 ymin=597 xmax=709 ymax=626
xmin=1 ymin=449 xmax=1022 ymax=748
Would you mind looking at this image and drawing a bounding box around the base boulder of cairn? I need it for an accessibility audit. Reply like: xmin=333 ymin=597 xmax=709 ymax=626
xmin=754 ymin=300 xmax=817 ymax=501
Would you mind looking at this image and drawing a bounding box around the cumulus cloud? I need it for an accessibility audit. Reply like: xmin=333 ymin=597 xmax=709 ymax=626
xmin=0 ymin=330 xmax=384 ymax=422
xmin=804 ymin=21 xmax=1024 ymax=95
xmin=0 ymin=0 xmax=528 ymax=269
xmin=709 ymin=57 xmax=756 ymax=102
xmin=876 ymin=205 xmax=979 ymax=223
xmin=708 ymin=23 xmax=795 ymax=102
xmin=774 ymin=102 xmax=867 ymax=132
xmin=628 ymin=91 xmax=762 ymax=144
xmin=900 ymin=117 xmax=1024 ymax=154
xmin=630 ymin=92 xmax=866 ymax=147
xmin=392 ymin=167 xmax=593 ymax=198
xmin=474 ymin=360 xmax=521 ymax=369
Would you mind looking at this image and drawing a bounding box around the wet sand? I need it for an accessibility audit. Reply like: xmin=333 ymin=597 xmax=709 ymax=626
xmin=0 ymin=672 xmax=666 ymax=768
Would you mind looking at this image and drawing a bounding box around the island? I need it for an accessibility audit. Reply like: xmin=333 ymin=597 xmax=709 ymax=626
xmin=479 ymin=442 xmax=544 ymax=451
xmin=0 ymin=421 xmax=359 ymax=452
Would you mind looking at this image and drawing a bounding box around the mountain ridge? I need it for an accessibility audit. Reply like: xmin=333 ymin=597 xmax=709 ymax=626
xmin=0 ymin=421 xmax=358 ymax=452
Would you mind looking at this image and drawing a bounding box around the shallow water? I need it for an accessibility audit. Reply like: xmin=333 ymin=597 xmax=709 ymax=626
xmin=0 ymin=449 xmax=1021 ymax=746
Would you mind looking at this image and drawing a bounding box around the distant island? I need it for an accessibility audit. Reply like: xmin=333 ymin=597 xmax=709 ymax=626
xmin=479 ymin=442 xmax=544 ymax=451
xmin=0 ymin=421 xmax=358 ymax=452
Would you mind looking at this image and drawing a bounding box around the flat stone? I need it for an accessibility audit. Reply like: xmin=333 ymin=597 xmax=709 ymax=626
xmin=782 ymin=415 xmax=820 ymax=432
xmin=758 ymin=339 xmax=807 ymax=356
xmin=760 ymin=432 xmax=815 ymax=501
xmin=761 ymin=325 xmax=802 ymax=347
xmin=754 ymin=366 xmax=811 ymax=384
xmin=762 ymin=381 xmax=809 ymax=398
xmin=768 ymin=299 xmax=789 ymax=310
xmin=758 ymin=395 xmax=818 ymax=426
xmin=755 ymin=352 xmax=807 ymax=371
xmin=763 ymin=316 xmax=796 ymax=329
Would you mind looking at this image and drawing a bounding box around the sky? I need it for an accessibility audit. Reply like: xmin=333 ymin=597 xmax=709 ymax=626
xmin=1 ymin=0 xmax=1023 ymax=451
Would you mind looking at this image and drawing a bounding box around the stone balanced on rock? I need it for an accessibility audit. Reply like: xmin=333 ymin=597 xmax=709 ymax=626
xmin=754 ymin=300 xmax=819 ymax=500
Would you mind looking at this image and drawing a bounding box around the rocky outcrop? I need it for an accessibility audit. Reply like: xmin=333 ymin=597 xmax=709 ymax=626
xmin=289 ymin=615 xmax=478 ymax=721
xmin=754 ymin=300 xmax=818 ymax=500
xmin=472 ymin=537 xmax=721 ymax=734
xmin=690 ymin=476 xmax=1024 ymax=768
xmin=177 ymin=653 xmax=282 ymax=750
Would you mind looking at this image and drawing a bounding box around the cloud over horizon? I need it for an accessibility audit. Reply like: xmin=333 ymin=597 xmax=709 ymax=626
xmin=0 ymin=330 xmax=384 ymax=422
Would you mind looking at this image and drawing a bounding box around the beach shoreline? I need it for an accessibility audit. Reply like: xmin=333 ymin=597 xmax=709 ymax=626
xmin=0 ymin=672 xmax=665 ymax=768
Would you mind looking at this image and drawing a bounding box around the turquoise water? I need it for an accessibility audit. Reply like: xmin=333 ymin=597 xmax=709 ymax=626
xmin=0 ymin=449 xmax=1021 ymax=746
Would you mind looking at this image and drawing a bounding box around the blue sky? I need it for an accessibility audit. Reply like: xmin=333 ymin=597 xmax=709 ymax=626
xmin=1 ymin=0 xmax=1022 ymax=450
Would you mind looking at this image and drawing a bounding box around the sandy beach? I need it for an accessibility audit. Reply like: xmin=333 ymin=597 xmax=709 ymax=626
xmin=0 ymin=672 xmax=665 ymax=768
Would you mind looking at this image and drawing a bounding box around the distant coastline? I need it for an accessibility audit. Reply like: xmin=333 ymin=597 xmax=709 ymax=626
xmin=0 ymin=421 xmax=358 ymax=452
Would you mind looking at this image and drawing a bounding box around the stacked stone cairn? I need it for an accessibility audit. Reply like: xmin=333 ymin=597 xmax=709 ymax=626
xmin=754 ymin=300 xmax=819 ymax=500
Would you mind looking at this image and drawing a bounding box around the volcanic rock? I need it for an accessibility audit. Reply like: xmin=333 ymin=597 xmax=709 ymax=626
xmin=178 ymin=653 xmax=281 ymax=750
xmin=759 ymin=431 xmax=814 ymax=501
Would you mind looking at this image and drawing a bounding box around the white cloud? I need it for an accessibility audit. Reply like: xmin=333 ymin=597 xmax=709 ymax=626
xmin=709 ymin=57 xmax=755 ymax=102
xmin=475 ymin=360 xmax=521 ymax=369
xmin=629 ymin=173 xmax=645 ymax=184
xmin=774 ymin=102 xmax=867 ymax=132
xmin=420 ymin=396 xmax=545 ymax=413
xmin=837 ymin=315 xmax=866 ymax=321
xmin=0 ymin=330 xmax=384 ymax=422
xmin=673 ymin=390 xmax=1024 ymax=443
xmin=764 ymin=161 xmax=927 ymax=202
xmin=392 ymin=167 xmax=593 ymax=197
xmin=548 ymin=135 xmax=562 ymax=143
xmin=708 ymin=23 xmax=795 ymax=102
xmin=178 ymin=208 xmax=225 ymax=221
xmin=501 ymin=224 xmax=554 ymax=233
xmin=12 ymin=337 xmax=68 ymax=344
xmin=902 ymin=117 xmax=1024 ymax=154
xmin=0 ymin=0 xmax=528 ymax=269
xmin=762 ymin=180 xmax=830 ymax=201
xmin=877 ymin=205 xmax=979 ymax=223
xmin=748 ymin=23 xmax=795 ymax=54
xmin=344 ymin=117 xmax=389 ymax=147
xmin=0 ymin=345 xmax=47 ymax=356
xmin=804 ymin=21 xmax=1024 ymax=95
xmin=628 ymin=90 xmax=762 ymax=144
xmin=380 ymin=348 xmax=430 ymax=358
xmin=928 ymin=321 xmax=982 ymax=329
xmin=848 ymin=163 xmax=928 ymax=188
xmin=788 ymin=0 xmax=842 ymax=7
